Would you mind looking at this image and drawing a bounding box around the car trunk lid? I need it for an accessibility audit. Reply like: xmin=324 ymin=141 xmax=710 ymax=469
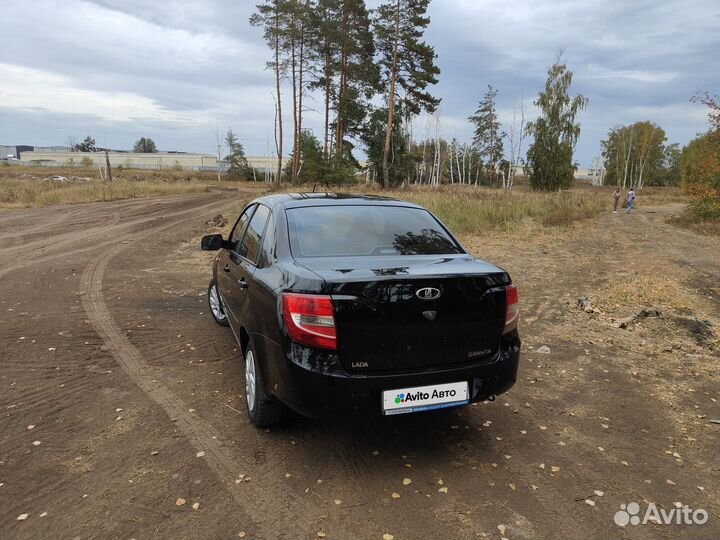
xmin=297 ymin=255 xmax=510 ymax=373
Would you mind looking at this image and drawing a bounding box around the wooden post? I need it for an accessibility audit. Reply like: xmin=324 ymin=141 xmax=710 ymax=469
xmin=105 ymin=149 xmax=112 ymax=182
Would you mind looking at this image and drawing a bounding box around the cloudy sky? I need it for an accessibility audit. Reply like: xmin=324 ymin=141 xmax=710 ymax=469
xmin=1 ymin=0 xmax=718 ymax=166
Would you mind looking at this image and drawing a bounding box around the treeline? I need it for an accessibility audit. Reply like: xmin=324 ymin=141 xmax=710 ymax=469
xmin=250 ymin=2 xmax=595 ymax=192
xmin=681 ymin=92 xmax=720 ymax=221
xmin=601 ymin=122 xmax=680 ymax=188
xmin=250 ymin=0 xmax=439 ymax=188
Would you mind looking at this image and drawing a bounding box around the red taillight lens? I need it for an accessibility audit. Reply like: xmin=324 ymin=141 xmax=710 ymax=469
xmin=503 ymin=284 xmax=519 ymax=335
xmin=282 ymin=293 xmax=337 ymax=351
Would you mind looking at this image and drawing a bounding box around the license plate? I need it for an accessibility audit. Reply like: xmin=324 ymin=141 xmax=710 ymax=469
xmin=382 ymin=381 xmax=469 ymax=415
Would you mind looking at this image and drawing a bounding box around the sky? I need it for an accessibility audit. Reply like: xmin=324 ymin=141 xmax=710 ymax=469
xmin=1 ymin=0 xmax=718 ymax=166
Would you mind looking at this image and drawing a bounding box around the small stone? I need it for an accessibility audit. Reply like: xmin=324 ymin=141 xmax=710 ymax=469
xmin=40 ymin=512 xmax=47 ymax=517
xmin=317 ymin=533 xmax=326 ymax=539
xmin=196 ymin=451 xmax=205 ymax=458
xmin=391 ymin=492 xmax=401 ymax=499
xmin=438 ymin=487 xmax=448 ymax=493
xmin=594 ymin=490 xmax=604 ymax=497
xmin=585 ymin=499 xmax=596 ymax=506
xmin=176 ymin=498 xmax=186 ymax=506
xmin=32 ymin=440 xmax=41 ymax=446
xmin=17 ymin=513 xmax=29 ymax=521
xmin=27 ymin=425 xmax=35 ymax=430
xmin=383 ymin=535 xmax=394 ymax=540
xmin=334 ymin=499 xmax=342 ymax=505
xmin=192 ymin=502 xmax=200 ymax=510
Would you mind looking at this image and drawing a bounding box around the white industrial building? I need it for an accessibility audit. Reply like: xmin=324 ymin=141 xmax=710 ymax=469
xmin=17 ymin=150 xmax=293 ymax=173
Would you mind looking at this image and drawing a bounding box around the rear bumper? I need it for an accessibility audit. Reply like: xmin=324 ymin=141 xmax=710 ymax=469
xmin=267 ymin=334 xmax=521 ymax=419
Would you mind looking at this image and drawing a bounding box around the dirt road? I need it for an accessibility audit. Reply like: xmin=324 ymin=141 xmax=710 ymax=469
xmin=1 ymin=193 xmax=718 ymax=540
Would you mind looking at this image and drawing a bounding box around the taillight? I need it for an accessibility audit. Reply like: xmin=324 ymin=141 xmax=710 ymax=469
xmin=282 ymin=293 xmax=337 ymax=351
xmin=503 ymin=284 xmax=519 ymax=335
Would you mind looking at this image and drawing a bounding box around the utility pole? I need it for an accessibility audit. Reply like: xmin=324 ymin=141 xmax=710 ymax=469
xmin=216 ymin=128 xmax=222 ymax=183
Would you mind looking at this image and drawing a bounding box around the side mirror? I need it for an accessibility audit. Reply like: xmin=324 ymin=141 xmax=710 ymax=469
xmin=201 ymin=234 xmax=224 ymax=251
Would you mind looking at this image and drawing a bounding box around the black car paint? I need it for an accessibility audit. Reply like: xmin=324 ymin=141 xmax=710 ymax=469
xmin=206 ymin=193 xmax=521 ymax=418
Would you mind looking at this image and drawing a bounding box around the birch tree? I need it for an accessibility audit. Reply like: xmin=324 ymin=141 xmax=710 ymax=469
xmin=526 ymin=56 xmax=588 ymax=191
xmin=505 ymin=93 xmax=525 ymax=190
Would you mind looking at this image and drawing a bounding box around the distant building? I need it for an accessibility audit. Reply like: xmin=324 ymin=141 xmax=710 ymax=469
xmin=20 ymin=151 xmax=220 ymax=171
xmin=1 ymin=145 xmax=33 ymax=159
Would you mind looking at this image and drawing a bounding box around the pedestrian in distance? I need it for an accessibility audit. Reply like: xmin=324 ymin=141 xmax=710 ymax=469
xmin=612 ymin=187 xmax=621 ymax=213
xmin=626 ymin=188 xmax=636 ymax=213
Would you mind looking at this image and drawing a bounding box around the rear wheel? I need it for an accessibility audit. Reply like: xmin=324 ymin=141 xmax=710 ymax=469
xmin=244 ymin=344 xmax=282 ymax=427
xmin=208 ymin=279 xmax=230 ymax=327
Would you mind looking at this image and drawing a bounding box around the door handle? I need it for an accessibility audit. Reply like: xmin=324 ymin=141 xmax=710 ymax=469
xmin=223 ymin=264 xmax=231 ymax=273
xmin=237 ymin=279 xmax=248 ymax=290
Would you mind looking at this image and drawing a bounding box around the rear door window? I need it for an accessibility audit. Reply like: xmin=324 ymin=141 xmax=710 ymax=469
xmin=286 ymin=205 xmax=463 ymax=257
xmin=238 ymin=204 xmax=271 ymax=264
xmin=230 ymin=204 xmax=256 ymax=252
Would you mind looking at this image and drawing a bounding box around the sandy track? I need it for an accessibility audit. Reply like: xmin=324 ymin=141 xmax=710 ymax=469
xmin=1 ymin=193 xmax=718 ymax=540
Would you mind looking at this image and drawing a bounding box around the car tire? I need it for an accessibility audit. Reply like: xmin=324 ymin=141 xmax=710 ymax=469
xmin=244 ymin=343 xmax=282 ymax=427
xmin=208 ymin=279 xmax=230 ymax=327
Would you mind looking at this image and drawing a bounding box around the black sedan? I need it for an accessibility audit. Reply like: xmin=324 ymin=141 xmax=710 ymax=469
xmin=201 ymin=193 xmax=520 ymax=426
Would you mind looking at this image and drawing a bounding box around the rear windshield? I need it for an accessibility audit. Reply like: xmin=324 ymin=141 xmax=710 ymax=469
xmin=286 ymin=205 xmax=463 ymax=257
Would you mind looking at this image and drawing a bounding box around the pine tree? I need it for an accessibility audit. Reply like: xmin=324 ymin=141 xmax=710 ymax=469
xmin=375 ymin=0 xmax=440 ymax=188
xmin=250 ymin=1 xmax=289 ymax=182
xmin=469 ymin=85 xmax=505 ymax=185
xmin=74 ymin=136 xmax=96 ymax=152
xmin=526 ymin=56 xmax=588 ymax=191
xmin=132 ymin=137 xmax=158 ymax=153
xmin=224 ymin=129 xmax=250 ymax=180
xmin=308 ymin=0 xmax=378 ymax=161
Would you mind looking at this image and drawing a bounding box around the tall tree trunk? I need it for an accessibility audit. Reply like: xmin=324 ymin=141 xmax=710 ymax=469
xmin=323 ymin=45 xmax=331 ymax=158
xmin=290 ymin=10 xmax=298 ymax=184
xmin=295 ymin=17 xmax=305 ymax=182
xmin=274 ymin=13 xmax=283 ymax=183
xmin=335 ymin=5 xmax=350 ymax=158
xmin=382 ymin=0 xmax=401 ymax=189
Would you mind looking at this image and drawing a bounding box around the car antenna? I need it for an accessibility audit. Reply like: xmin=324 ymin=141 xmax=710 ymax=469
xmin=312 ymin=182 xmax=318 ymax=193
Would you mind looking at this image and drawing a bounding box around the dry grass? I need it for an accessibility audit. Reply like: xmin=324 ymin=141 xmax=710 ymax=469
xmin=593 ymin=274 xmax=694 ymax=315
xmin=0 ymin=178 xmax=211 ymax=208
xmin=0 ymin=165 xmax=254 ymax=209
xmin=349 ymin=185 xmax=608 ymax=233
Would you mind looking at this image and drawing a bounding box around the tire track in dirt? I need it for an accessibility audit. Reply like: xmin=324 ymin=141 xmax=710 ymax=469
xmin=0 ymin=193 xmax=219 ymax=259
xmin=79 ymin=200 xmax=358 ymax=540
xmin=0 ymin=197 xmax=222 ymax=280
xmin=0 ymin=207 xmax=77 ymax=241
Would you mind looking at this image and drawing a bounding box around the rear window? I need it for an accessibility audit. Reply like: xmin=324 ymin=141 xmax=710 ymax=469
xmin=286 ymin=205 xmax=463 ymax=258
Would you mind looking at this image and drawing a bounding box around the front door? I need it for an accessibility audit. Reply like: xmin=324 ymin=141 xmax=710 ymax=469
xmin=216 ymin=204 xmax=255 ymax=324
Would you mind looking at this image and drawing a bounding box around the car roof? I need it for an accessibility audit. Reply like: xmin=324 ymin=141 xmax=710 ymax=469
xmin=254 ymin=192 xmax=424 ymax=210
